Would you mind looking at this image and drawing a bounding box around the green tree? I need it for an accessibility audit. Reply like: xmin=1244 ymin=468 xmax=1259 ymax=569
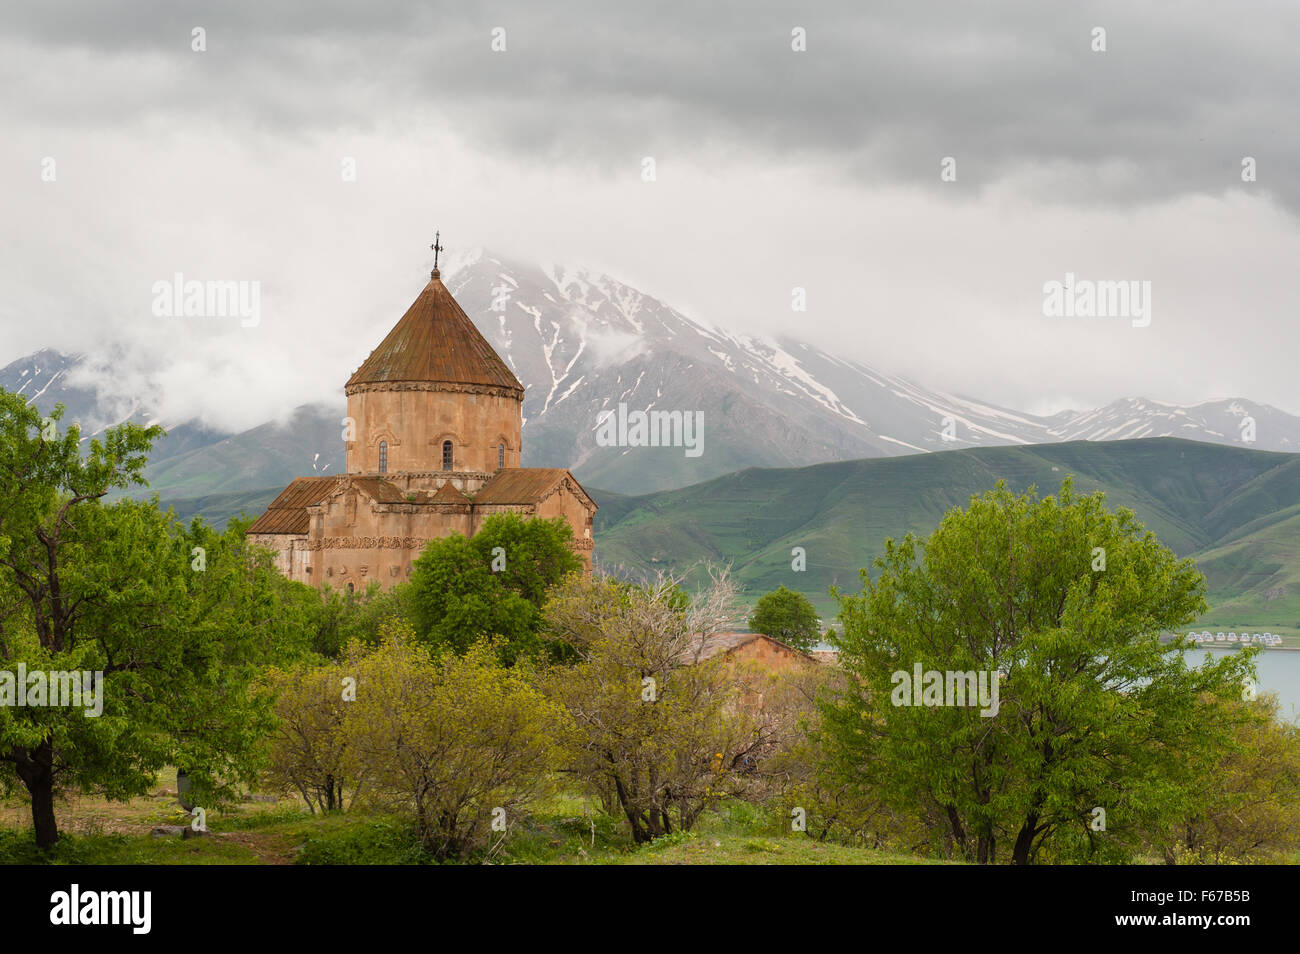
xmin=749 ymin=585 xmax=821 ymax=652
xmin=408 ymin=512 xmax=581 ymax=662
xmin=263 ymin=658 xmax=364 ymax=813
xmin=820 ymin=478 xmax=1255 ymax=864
xmin=1156 ymin=692 xmax=1300 ymax=863
xmin=309 ymin=579 xmax=415 ymax=658
xmin=339 ymin=621 xmax=565 ymax=860
xmin=0 ymin=393 xmax=314 ymax=849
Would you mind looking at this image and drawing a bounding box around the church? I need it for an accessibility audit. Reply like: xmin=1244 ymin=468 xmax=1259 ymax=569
xmin=247 ymin=244 xmax=597 ymax=593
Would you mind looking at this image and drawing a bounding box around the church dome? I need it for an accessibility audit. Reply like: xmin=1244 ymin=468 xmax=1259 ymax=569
xmin=345 ymin=271 xmax=524 ymax=400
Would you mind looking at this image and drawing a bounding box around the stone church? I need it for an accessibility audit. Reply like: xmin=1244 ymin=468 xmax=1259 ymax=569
xmin=247 ymin=257 xmax=597 ymax=593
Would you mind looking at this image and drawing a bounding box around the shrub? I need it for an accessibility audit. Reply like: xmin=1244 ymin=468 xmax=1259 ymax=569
xmin=340 ymin=623 xmax=566 ymax=860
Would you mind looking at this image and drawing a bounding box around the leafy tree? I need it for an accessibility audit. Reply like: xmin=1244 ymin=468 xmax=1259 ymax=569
xmin=749 ymin=585 xmax=821 ymax=652
xmin=408 ymin=512 xmax=582 ymax=662
xmin=821 ymin=478 xmax=1255 ymax=864
xmin=263 ymin=658 xmax=364 ymax=813
xmin=309 ymin=579 xmax=415 ymax=658
xmin=544 ymin=568 xmax=774 ymax=843
xmin=0 ymin=393 xmax=314 ymax=848
xmin=1156 ymin=692 xmax=1300 ymax=863
xmin=339 ymin=621 xmax=565 ymax=860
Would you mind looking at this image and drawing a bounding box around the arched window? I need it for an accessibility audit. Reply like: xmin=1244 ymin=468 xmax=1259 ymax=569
xmin=378 ymin=441 xmax=388 ymax=474
xmin=498 ymin=443 xmax=505 ymax=469
xmin=346 ymin=582 xmax=355 ymax=595
xmin=442 ymin=440 xmax=453 ymax=471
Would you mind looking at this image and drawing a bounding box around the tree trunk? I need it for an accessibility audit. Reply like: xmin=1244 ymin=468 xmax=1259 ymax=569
xmin=613 ymin=774 xmax=650 ymax=843
xmin=1011 ymin=813 xmax=1038 ymax=865
xmin=14 ymin=741 xmax=59 ymax=850
xmin=945 ymin=805 xmax=972 ymax=861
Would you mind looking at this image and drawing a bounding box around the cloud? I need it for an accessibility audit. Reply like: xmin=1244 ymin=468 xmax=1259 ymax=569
xmin=2 ymin=0 xmax=1299 ymax=430
xmin=6 ymin=1 xmax=1298 ymax=208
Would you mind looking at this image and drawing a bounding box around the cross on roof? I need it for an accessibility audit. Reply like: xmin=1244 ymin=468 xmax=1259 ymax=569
xmin=430 ymin=231 xmax=443 ymax=272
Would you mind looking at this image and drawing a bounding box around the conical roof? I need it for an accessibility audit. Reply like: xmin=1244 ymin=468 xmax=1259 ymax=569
xmin=346 ymin=271 xmax=524 ymax=397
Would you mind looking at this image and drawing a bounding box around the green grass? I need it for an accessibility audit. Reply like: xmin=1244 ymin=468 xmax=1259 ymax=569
xmin=495 ymin=799 xmax=952 ymax=865
xmin=0 ymin=789 xmax=944 ymax=866
xmin=0 ymin=825 xmax=263 ymax=865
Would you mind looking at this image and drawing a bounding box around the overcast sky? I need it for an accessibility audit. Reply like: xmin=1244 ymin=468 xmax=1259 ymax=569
xmin=3 ymin=0 xmax=1299 ymax=431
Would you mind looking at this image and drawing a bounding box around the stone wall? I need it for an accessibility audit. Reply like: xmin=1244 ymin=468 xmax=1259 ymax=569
xmin=346 ymin=385 xmax=522 ymax=475
xmin=308 ymin=486 xmax=475 ymax=593
xmin=250 ymin=478 xmax=595 ymax=591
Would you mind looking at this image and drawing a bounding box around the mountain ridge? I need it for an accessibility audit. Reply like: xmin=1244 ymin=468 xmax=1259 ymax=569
xmin=5 ymin=250 xmax=1300 ymax=498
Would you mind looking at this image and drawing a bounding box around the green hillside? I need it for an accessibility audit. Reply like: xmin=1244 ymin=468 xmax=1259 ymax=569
xmin=157 ymin=487 xmax=282 ymax=529
xmin=153 ymin=437 xmax=1300 ymax=639
xmin=119 ymin=405 xmax=342 ymax=503
xmin=590 ymin=438 xmax=1300 ymax=632
xmin=1191 ymin=509 xmax=1300 ymax=630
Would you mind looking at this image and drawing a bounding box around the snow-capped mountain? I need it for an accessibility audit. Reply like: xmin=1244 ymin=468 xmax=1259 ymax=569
xmin=440 ymin=251 xmax=1298 ymax=491
xmin=4 ymin=251 xmax=1298 ymax=498
xmin=0 ymin=349 xmax=127 ymax=432
xmin=0 ymin=348 xmax=231 ymax=467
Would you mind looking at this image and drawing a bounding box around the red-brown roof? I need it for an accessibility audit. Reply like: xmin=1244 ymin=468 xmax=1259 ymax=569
xmin=428 ymin=481 xmax=472 ymax=505
xmin=246 ymin=476 xmax=339 ymax=534
xmin=345 ymin=274 xmax=524 ymax=396
xmin=349 ymin=476 xmax=410 ymax=504
xmin=472 ymin=468 xmax=595 ymax=508
xmin=685 ymin=632 xmax=815 ymax=664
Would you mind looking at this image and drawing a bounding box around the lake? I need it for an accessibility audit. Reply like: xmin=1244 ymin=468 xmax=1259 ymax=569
xmin=1192 ymin=648 xmax=1300 ymax=724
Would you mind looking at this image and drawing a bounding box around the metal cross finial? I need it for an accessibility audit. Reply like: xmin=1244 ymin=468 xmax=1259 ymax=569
xmin=430 ymin=231 xmax=443 ymax=271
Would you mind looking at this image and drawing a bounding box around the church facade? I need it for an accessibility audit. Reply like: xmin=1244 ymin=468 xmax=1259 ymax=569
xmin=247 ymin=259 xmax=596 ymax=592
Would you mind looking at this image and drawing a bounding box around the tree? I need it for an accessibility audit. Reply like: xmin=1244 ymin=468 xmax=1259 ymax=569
xmin=820 ymin=478 xmax=1255 ymax=864
xmin=339 ymin=621 xmax=565 ymax=860
xmin=263 ymin=659 xmax=364 ymax=813
xmin=408 ymin=512 xmax=582 ymax=662
xmin=309 ymin=578 xmax=415 ymax=658
xmin=749 ymin=585 xmax=821 ymax=652
xmin=544 ymin=568 xmax=775 ymax=843
xmin=1156 ymin=692 xmax=1300 ymax=863
xmin=0 ymin=392 xmax=315 ymax=848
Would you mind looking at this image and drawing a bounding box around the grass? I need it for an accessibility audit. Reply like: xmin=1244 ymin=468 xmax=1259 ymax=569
xmin=7 ymin=782 xmax=1293 ymax=865
xmin=0 ymin=782 xmax=946 ymax=866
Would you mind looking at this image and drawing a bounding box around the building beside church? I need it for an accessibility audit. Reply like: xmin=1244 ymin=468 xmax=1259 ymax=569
xmin=247 ymin=254 xmax=596 ymax=592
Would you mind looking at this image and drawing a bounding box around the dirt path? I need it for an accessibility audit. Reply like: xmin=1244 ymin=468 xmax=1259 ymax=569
xmin=214 ymin=831 xmax=297 ymax=865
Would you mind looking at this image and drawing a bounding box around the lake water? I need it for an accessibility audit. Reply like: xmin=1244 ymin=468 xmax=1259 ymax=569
xmin=1191 ymin=649 xmax=1300 ymax=724
xmin=815 ymin=643 xmax=1300 ymax=724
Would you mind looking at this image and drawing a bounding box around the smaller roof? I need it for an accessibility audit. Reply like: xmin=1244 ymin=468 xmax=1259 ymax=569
xmin=693 ymin=632 xmax=764 ymax=661
xmin=247 ymin=477 xmax=339 ymax=534
xmin=428 ymin=481 xmax=472 ymax=506
xmin=349 ymin=476 xmax=410 ymax=504
xmin=472 ymin=468 xmax=595 ymax=509
xmin=684 ymin=631 xmax=814 ymax=665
